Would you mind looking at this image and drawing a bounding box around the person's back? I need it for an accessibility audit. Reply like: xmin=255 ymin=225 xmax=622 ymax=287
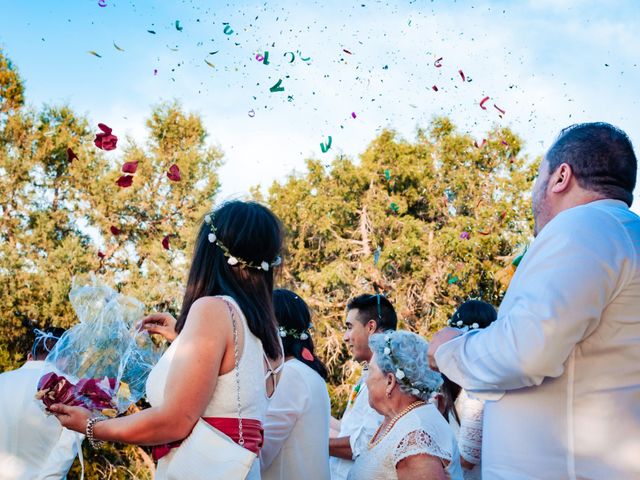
xmin=0 ymin=329 xmax=80 ymax=480
xmin=262 ymin=359 xmax=331 ymax=480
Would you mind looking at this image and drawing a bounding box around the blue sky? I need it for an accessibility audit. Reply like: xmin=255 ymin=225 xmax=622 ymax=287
xmin=1 ymin=0 xmax=639 ymax=213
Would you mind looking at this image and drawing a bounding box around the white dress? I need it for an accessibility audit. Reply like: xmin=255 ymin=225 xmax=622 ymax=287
xmin=146 ymin=296 xmax=269 ymax=480
xmin=347 ymin=403 xmax=463 ymax=480
xmin=449 ymin=390 xmax=483 ymax=480
xmin=260 ymin=359 xmax=331 ymax=480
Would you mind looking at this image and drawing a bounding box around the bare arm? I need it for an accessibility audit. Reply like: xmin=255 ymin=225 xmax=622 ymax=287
xmin=396 ymin=453 xmax=447 ymax=480
xmin=329 ymin=436 xmax=353 ymax=460
xmin=51 ymin=297 xmax=231 ymax=445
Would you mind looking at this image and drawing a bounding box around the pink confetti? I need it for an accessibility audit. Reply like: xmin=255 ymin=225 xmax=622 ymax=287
xmin=494 ymin=104 xmax=506 ymax=115
xmin=434 ymin=57 xmax=443 ymax=68
xmin=458 ymin=69 xmax=466 ymax=82
xmin=162 ymin=235 xmax=171 ymax=250
xmin=432 ymin=85 xmax=439 ymax=92
xmin=153 ymin=69 xmax=158 ymax=76
xmin=167 ymin=164 xmax=181 ymax=182
xmin=122 ymin=161 xmax=138 ymax=174
xmin=479 ymin=96 xmax=490 ymax=110
xmin=351 ymin=112 xmax=357 ymax=119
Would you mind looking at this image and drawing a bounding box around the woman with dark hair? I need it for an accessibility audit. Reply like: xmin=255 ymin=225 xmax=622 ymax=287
xmin=261 ymin=289 xmax=330 ymax=480
xmin=50 ymin=200 xmax=285 ymax=479
xmin=441 ymin=299 xmax=497 ymax=480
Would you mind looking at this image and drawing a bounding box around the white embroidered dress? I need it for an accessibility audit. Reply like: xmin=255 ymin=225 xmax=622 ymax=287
xmin=347 ymin=403 xmax=463 ymax=480
xmin=146 ymin=296 xmax=269 ymax=480
xmin=449 ymin=389 xmax=483 ymax=480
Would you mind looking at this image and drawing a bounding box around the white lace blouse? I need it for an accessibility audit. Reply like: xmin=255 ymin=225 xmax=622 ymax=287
xmin=347 ymin=403 xmax=463 ymax=480
xmin=449 ymin=389 xmax=483 ymax=480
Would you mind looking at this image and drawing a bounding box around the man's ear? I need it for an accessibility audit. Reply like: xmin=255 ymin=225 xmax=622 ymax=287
xmin=367 ymin=319 xmax=378 ymax=334
xmin=27 ymin=353 xmax=34 ymax=361
xmin=550 ymin=163 xmax=573 ymax=194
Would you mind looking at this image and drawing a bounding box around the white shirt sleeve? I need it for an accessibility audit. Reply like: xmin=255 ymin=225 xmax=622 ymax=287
xmin=35 ymin=428 xmax=83 ymax=480
xmin=436 ymin=205 xmax=630 ymax=394
xmin=260 ymin=363 xmax=307 ymax=470
xmin=457 ymin=392 xmax=483 ymax=465
xmin=348 ymin=394 xmax=382 ymax=459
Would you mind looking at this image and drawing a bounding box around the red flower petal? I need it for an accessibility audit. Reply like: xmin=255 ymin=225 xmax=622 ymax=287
xmin=122 ymin=161 xmax=138 ymax=174
xmin=110 ymin=226 xmax=122 ymax=235
xmin=301 ymin=347 xmax=314 ymax=362
xmin=98 ymin=123 xmax=112 ymax=134
xmin=162 ymin=235 xmax=171 ymax=250
xmin=67 ymin=148 xmax=78 ymax=162
xmin=167 ymin=164 xmax=181 ymax=182
xmin=116 ymin=175 xmax=134 ymax=188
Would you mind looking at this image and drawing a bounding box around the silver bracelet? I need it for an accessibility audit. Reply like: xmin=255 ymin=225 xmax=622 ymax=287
xmin=86 ymin=417 xmax=105 ymax=448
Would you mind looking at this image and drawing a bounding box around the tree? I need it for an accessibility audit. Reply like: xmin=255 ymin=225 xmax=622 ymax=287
xmin=266 ymin=118 xmax=538 ymax=412
xmin=0 ymin=48 xmax=222 ymax=478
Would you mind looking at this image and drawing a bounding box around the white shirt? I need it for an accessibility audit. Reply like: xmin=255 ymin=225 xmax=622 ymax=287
xmin=0 ymin=361 xmax=83 ymax=480
xmin=436 ymin=199 xmax=640 ymax=479
xmin=261 ymin=359 xmax=331 ymax=480
xmin=330 ymin=369 xmax=384 ymax=480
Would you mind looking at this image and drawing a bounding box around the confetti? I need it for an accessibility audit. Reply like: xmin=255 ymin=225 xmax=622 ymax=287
xmin=175 ymin=20 xmax=183 ymax=31
xmin=153 ymin=69 xmax=158 ymax=76
xmin=501 ymin=140 xmax=509 ymax=146
xmin=299 ymin=54 xmax=312 ymax=62
xmin=98 ymin=0 xmax=107 ymax=6
xmin=343 ymin=49 xmax=353 ymax=55
xmin=351 ymin=112 xmax=357 ymax=119
xmin=494 ymin=104 xmax=506 ymax=115
xmin=110 ymin=226 xmax=122 ymax=235
xmin=390 ymin=202 xmax=399 ymax=212
xmin=167 ymin=45 xmax=179 ymax=52
xmin=66 ymin=148 xmax=78 ymax=162
xmin=87 ymin=51 xmax=102 ymax=58
xmin=113 ymin=42 xmax=124 ymax=52
xmin=434 ymin=57 xmax=443 ymax=68
xmin=460 ymin=231 xmax=470 ymax=240
xmin=256 ymin=51 xmax=270 ymax=64
xmin=384 ymin=169 xmax=390 ymax=180
xmin=284 ymin=51 xmax=295 ymax=63
xmin=270 ymin=79 xmax=285 ymax=92
xmin=432 ymin=85 xmax=439 ymax=92
xmin=167 ymin=164 xmax=181 ymax=182
xmin=248 ymin=109 xmax=255 ymax=117
xmin=204 ymin=58 xmax=215 ymax=68
xmin=147 ymin=30 xmax=156 ymax=35
xmin=447 ymin=274 xmax=459 ymax=285
xmin=223 ymin=24 xmax=234 ymax=35
xmin=301 ymin=347 xmax=314 ymax=362
xmin=116 ymin=175 xmax=133 ymax=188
xmin=373 ymin=247 xmax=381 ymax=266
xmin=479 ymin=96 xmax=490 ymax=110
xmin=320 ymin=136 xmax=332 ymax=153
xmin=122 ymin=161 xmax=138 ymax=174
xmin=458 ymin=69 xmax=465 ymax=81
xmin=98 ymin=251 xmax=105 ymax=259
xmin=94 ymin=123 xmax=118 ymax=151
xmin=209 ymin=50 xmax=220 ymax=55
xmin=162 ymin=235 xmax=171 ymax=250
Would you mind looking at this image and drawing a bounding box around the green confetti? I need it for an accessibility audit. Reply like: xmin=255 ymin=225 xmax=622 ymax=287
xmin=147 ymin=30 xmax=156 ymax=34
xmin=269 ymin=79 xmax=285 ymax=92
xmin=384 ymin=169 xmax=390 ymax=180
xmin=390 ymin=202 xmax=399 ymax=212
xmin=175 ymin=20 xmax=183 ymax=31
xmin=113 ymin=42 xmax=124 ymax=52
xmin=320 ymin=136 xmax=332 ymax=153
xmin=284 ymin=51 xmax=295 ymax=63
xmin=223 ymin=24 xmax=234 ymax=35
xmin=87 ymin=50 xmax=102 ymax=58
xmin=447 ymin=275 xmax=459 ymax=285
xmin=204 ymin=58 xmax=215 ymax=68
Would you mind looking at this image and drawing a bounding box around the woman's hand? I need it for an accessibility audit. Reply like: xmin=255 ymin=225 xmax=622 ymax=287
xmin=139 ymin=312 xmax=178 ymax=342
xmin=49 ymin=404 xmax=92 ymax=434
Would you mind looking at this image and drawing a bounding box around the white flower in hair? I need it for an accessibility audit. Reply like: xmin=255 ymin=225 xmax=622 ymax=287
xmin=300 ymin=332 xmax=308 ymax=340
xmin=383 ymin=347 xmax=391 ymax=355
xmin=208 ymin=233 xmax=216 ymax=243
xmin=227 ymin=256 xmax=239 ymax=266
xmin=395 ymin=369 xmax=405 ymax=380
xmin=272 ymin=256 xmax=282 ymax=266
xmin=261 ymin=261 xmax=269 ymax=271
xmin=456 ymin=320 xmax=463 ymax=327
xmin=411 ymin=388 xmax=420 ymax=395
xmin=204 ymin=215 xmax=212 ymax=224
xmin=471 ymin=322 xmax=479 ymax=329
xmin=278 ymin=327 xmax=286 ymax=338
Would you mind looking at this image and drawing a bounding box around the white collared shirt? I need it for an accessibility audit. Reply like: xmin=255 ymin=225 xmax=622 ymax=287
xmin=330 ymin=369 xmax=384 ymax=480
xmin=436 ymin=199 xmax=640 ymax=479
xmin=0 ymin=361 xmax=83 ymax=480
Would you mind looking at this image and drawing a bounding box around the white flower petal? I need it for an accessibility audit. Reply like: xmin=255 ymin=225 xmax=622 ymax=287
xmin=411 ymin=388 xmax=420 ymax=395
xmin=261 ymin=261 xmax=269 ymax=271
xmin=204 ymin=215 xmax=212 ymax=224
xmin=471 ymin=322 xmax=479 ymax=329
xmin=456 ymin=320 xmax=463 ymax=327
xmin=300 ymin=333 xmax=309 ymax=340
xmin=227 ymin=256 xmax=239 ymax=266
xmin=208 ymin=233 xmax=216 ymax=243
xmin=395 ymin=369 xmax=405 ymax=380
xmin=383 ymin=347 xmax=391 ymax=355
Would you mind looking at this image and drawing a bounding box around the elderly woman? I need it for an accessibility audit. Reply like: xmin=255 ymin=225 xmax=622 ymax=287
xmin=348 ymin=331 xmax=463 ymax=480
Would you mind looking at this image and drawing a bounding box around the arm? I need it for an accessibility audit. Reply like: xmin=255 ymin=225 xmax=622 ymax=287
xmin=396 ymin=454 xmax=446 ymax=480
xmin=51 ymin=297 xmax=230 ymax=445
xmin=329 ymin=436 xmax=353 ymax=459
xmin=260 ymin=365 xmax=306 ymax=470
xmin=35 ymin=429 xmax=84 ymax=480
xmin=435 ymin=209 xmax=624 ymax=392
xmin=457 ymin=393 xmax=483 ymax=469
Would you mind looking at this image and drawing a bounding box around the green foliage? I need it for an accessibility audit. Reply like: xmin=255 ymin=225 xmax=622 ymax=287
xmin=267 ymin=119 xmax=537 ymax=411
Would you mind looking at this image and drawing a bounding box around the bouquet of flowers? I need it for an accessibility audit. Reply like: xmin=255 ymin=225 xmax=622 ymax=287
xmin=36 ymin=275 xmax=163 ymax=417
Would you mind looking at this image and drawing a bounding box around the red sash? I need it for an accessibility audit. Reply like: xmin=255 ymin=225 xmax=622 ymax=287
xmin=152 ymin=417 xmax=264 ymax=461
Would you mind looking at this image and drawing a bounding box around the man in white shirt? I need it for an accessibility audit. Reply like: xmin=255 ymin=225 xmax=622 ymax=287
xmin=329 ymin=294 xmax=397 ymax=480
xmin=0 ymin=328 xmax=83 ymax=480
xmin=429 ymin=122 xmax=640 ymax=479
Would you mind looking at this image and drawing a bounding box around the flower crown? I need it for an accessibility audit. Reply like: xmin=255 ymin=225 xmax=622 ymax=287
xmin=278 ymin=325 xmax=311 ymax=340
xmin=204 ymin=214 xmax=282 ymax=271
xmin=447 ymin=311 xmax=480 ymax=330
xmin=383 ymin=334 xmax=439 ymax=397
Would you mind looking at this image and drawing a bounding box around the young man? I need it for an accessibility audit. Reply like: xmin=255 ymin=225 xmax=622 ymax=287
xmin=329 ymin=294 xmax=398 ymax=480
xmin=0 ymin=328 xmax=83 ymax=480
xmin=429 ymin=122 xmax=640 ymax=479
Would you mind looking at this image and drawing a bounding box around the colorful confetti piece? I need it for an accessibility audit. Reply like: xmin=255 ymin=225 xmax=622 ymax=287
xmin=256 ymin=51 xmax=270 ymax=64
xmin=434 ymin=57 xmax=443 ymax=68
xmin=98 ymin=0 xmax=107 ymax=7
xmin=479 ymin=96 xmax=490 ymax=110
xmin=320 ymin=136 xmax=332 ymax=153
xmin=351 ymin=112 xmax=357 ymax=119
xmin=122 ymin=161 xmax=138 ymax=174
xmin=390 ymin=202 xmax=399 ymax=212
xmin=113 ymin=42 xmax=124 ymax=52
xmin=343 ymin=49 xmax=353 ymax=55
xmin=87 ymin=51 xmax=102 ymax=58
xmin=432 ymin=85 xmax=439 ymax=92
xmin=147 ymin=30 xmax=156 ymax=35
xmin=458 ymin=69 xmax=465 ymax=81
xmin=223 ymin=24 xmax=234 ymax=35
xmin=284 ymin=51 xmax=295 ymax=63
xmin=384 ymin=169 xmax=391 ymax=180
xmin=248 ymin=109 xmax=255 ymax=117
xmin=167 ymin=164 xmax=181 ymax=182
xmin=204 ymin=58 xmax=215 ymax=68
xmin=269 ymin=79 xmax=285 ymax=92
xmin=116 ymin=175 xmax=133 ymax=188
xmin=494 ymin=104 xmax=506 ymax=115
xmin=460 ymin=231 xmax=470 ymax=240
xmin=175 ymin=20 xmax=183 ymax=31
xmin=110 ymin=226 xmax=122 ymax=235
xmin=162 ymin=235 xmax=171 ymax=250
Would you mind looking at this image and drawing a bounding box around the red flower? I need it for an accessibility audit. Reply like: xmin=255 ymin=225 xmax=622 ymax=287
xmin=110 ymin=226 xmax=122 ymax=235
xmin=67 ymin=148 xmax=78 ymax=162
xmin=116 ymin=175 xmax=134 ymax=188
xmin=98 ymin=251 xmax=105 ymax=259
xmin=94 ymin=123 xmax=118 ymax=151
xmin=122 ymin=161 xmax=138 ymax=174
xmin=167 ymin=164 xmax=181 ymax=182
xmin=162 ymin=235 xmax=171 ymax=250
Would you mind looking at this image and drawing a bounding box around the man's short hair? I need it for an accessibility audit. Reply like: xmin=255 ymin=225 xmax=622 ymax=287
xmin=347 ymin=294 xmax=398 ymax=331
xmin=546 ymin=122 xmax=637 ymax=206
xmin=31 ymin=327 xmax=65 ymax=360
